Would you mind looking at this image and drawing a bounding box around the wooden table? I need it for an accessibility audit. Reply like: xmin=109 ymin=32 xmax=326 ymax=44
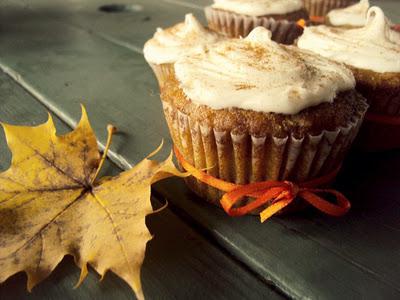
xmin=0 ymin=0 xmax=399 ymax=299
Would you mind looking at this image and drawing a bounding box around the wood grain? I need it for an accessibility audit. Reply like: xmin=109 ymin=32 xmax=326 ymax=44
xmin=0 ymin=73 xmax=282 ymax=299
xmin=0 ymin=0 xmax=399 ymax=298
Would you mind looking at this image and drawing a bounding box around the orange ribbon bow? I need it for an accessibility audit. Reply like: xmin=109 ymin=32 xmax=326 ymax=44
xmin=174 ymin=146 xmax=351 ymax=222
xmin=309 ymin=15 xmax=325 ymax=24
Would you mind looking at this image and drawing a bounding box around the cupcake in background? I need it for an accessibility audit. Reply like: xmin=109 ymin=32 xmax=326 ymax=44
xmin=204 ymin=0 xmax=308 ymax=44
xmin=297 ymin=7 xmax=400 ymax=150
xmin=161 ymin=27 xmax=367 ymax=208
xmin=325 ymin=0 xmax=369 ymax=28
xmin=303 ymin=0 xmax=357 ymax=18
xmin=143 ymin=14 xmax=223 ymax=87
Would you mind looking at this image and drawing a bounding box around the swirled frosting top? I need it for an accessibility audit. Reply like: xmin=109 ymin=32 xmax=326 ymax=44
xmin=298 ymin=7 xmax=400 ymax=73
xmin=143 ymin=14 xmax=222 ymax=64
xmin=326 ymin=0 xmax=370 ymax=27
xmin=211 ymin=0 xmax=303 ymax=17
xmin=174 ymin=27 xmax=355 ymax=115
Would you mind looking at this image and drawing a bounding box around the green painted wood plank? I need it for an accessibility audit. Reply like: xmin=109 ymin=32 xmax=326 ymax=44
xmin=1 ymin=1 xmax=400 ymax=299
xmin=154 ymin=156 xmax=400 ymax=299
xmin=0 ymin=8 xmax=169 ymax=169
xmin=0 ymin=72 xmax=282 ymax=299
xmin=1 ymin=0 xmax=205 ymax=55
xmin=19 ymin=0 xmax=399 ymax=56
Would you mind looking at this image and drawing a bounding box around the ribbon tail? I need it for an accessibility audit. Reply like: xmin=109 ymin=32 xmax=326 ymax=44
xmin=260 ymin=198 xmax=293 ymax=223
xmin=174 ymin=146 xmax=237 ymax=192
xmin=299 ymin=189 xmax=351 ymax=217
xmin=175 ymin=145 xmax=351 ymax=221
xmin=221 ymin=185 xmax=292 ymax=218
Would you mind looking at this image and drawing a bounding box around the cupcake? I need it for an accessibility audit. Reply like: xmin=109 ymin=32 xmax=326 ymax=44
xmin=303 ymin=0 xmax=357 ymax=17
xmin=143 ymin=14 xmax=223 ymax=87
xmin=161 ymin=27 xmax=368 ymax=208
xmin=297 ymin=7 xmax=400 ymax=150
xmin=204 ymin=0 xmax=308 ymax=44
xmin=325 ymin=0 xmax=369 ymax=28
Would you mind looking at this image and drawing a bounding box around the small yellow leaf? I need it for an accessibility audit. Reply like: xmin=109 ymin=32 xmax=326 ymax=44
xmin=0 ymin=106 xmax=183 ymax=300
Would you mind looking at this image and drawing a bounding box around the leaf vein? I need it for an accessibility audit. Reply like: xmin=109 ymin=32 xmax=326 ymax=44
xmin=18 ymin=139 xmax=87 ymax=187
xmin=0 ymin=189 xmax=87 ymax=261
xmin=0 ymin=186 xmax=83 ymax=206
xmin=36 ymin=232 xmax=44 ymax=273
xmin=91 ymin=191 xmax=135 ymax=276
xmin=33 ymin=148 xmax=85 ymax=187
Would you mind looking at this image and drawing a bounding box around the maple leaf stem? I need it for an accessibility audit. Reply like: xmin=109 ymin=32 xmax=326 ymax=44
xmin=91 ymin=124 xmax=117 ymax=184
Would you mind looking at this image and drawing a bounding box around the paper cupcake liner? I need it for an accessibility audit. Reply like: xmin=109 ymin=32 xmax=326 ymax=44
xmin=355 ymin=88 xmax=400 ymax=150
xmin=351 ymin=58 xmax=400 ymax=150
xmin=303 ymin=0 xmax=357 ymax=17
xmin=148 ymin=63 xmax=174 ymax=88
xmin=161 ymin=100 xmax=367 ymax=211
xmin=205 ymin=6 xmax=304 ymax=44
xmin=356 ymin=84 xmax=400 ymax=117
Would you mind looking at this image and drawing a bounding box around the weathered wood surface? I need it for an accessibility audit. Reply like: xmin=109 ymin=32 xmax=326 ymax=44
xmin=0 ymin=0 xmax=399 ymax=299
xmin=0 ymin=73 xmax=282 ymax=299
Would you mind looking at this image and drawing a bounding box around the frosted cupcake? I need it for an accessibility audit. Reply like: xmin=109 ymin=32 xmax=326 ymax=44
xmin=143 ymin=14 xmax=223 ymax=87
xmin=303 ymin=0 xmax=357 ymax=17
xmin=298 ymin=7 xmax=400 ymax=149
xmin=204 ymin=0 xmax=308 ymax=44
xmin=325 ymin=0 xmax=369 ymax=28
xmin=161 ymin=27 xmax=367 ymax=206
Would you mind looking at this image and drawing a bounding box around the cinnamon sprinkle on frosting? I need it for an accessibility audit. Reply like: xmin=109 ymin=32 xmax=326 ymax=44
xmin=174 ymin=27 xmax=355 ymax=115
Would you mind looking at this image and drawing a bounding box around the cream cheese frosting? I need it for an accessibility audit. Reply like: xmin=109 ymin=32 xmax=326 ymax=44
xmin=211 ymin=0 xmax=303 ymax=17
xmin=174 ymin=27 xmax=355 ymax=115
xmin=143 ymin=14 xmax=222 ymax=65
xmin=326 ymin=0 xmax=369 ymax=27
xmin=297 ymin=7 xmax=400 ymax=73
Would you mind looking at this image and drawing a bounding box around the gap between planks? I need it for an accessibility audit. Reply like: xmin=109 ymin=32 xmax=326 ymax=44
xmin=0 ymin=0 xmax=202 ymax=165
xmin=0 ymin=2 xmax=332 ymax=296
xmin=0 ymin=63 xmax=132 ymax=171
xmin=162 ymin=0 xmax=204 ymax=10
xmin=0 ymin=63 xmax=287 ymax=299
xmin=151 ymin=188 xmax=292 ymax=299
xmin=55 ymin=0 xmax=205 ymax=56
xmin=0 ymin=1 xmax=287 ymax=297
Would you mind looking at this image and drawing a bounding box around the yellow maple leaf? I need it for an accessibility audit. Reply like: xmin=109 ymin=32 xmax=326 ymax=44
xmin=0 ymin=106 xmax=182 ymax=300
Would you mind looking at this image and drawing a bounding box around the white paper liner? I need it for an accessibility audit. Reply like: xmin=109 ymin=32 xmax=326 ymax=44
xmin=162 ymin=100 xmax=368 ymax=211
xmin=303 ymin=0 xmax=357 ymax=17
xmin=350 ymin=68 xmax=400 ymax=150
xmin=363 ymin=88 xmax=400 ymax=116
xmin=148 ymin=63 xmax=174 ymax=88
xmin=205 ymin=6 xmax=304 ymax=44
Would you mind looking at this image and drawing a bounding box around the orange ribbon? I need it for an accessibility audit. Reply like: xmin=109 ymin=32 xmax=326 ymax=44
xmin=309 ymin=15 xmax=325 ymax=24
xmin=365 ymin=112 xmax=400 ymax=126
xmin=392 ymin=24 xmax=400 ymax=32
xmin=296 ymin=19 xmax=306 ymax=29
xmin=174 ymin=146 xmax=351 ymax=222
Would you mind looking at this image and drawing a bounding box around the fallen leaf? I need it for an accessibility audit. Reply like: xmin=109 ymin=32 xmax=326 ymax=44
xmin=0 ymin=106 xmax=182 ymax=300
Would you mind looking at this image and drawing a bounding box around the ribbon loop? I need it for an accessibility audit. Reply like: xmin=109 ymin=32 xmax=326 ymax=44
xmin=174 ymin=146 xmax=351 ymax=223
xmin=299 ymin=189 xmax=351 ymax=217
xmin=221 ymin=182 xmax=293 ymax=217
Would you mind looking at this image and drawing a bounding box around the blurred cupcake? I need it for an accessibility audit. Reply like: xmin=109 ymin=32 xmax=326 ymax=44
xmin=303 ymin=0 xmax=357 ymax=17
xmin=325 ymin=0 xmax=369 ymax=28
xmin=297 ymin=7 xmax=400 ymax=150
xmin=161 ymin=27 xmax=367 ymax=207
xmin=204 ymin=0 xmax=308 ymax=44
xmin=143 ymin=14 xmax=223 ymax=87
